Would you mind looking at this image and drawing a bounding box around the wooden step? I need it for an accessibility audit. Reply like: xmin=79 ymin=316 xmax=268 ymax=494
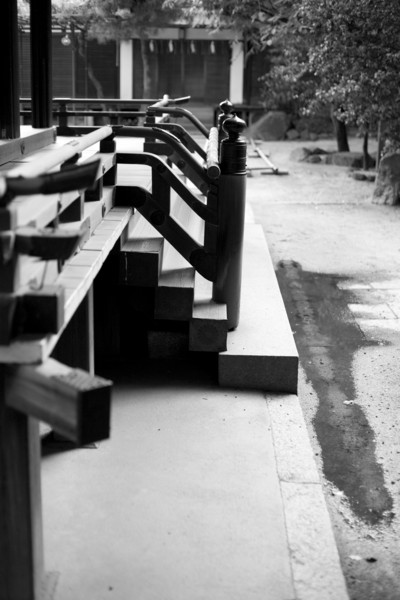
xmin=119 ymin=215 xmax=164 ymax=287
xmin=218 ymin=223 xmax=298 ymax=393
xmin=189 ymin=272 xmax=228 ymax=352
xmin=154 ymin=191 xmax=204 ymax=321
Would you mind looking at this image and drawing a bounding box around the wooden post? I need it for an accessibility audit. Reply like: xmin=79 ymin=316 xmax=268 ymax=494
xmin=212 ymin=115 xmax=247 ymax=330
xmin=0 ymin=0 xmax=20 ymax=139
xmin=0 ymin=369 xmax=44 ymax=600
xmin=30 ymin=0 xmax=52 ymax=128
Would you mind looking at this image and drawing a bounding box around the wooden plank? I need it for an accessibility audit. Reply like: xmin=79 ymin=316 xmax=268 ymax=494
xmin=116 ymin=163 xmax=152 ymax=189
xmin=189 ymin=272 xmax=228 ymax=352
xmin=59 ymin=207 xmax=131 ymax=324
xmin=5 ymin=357 xmax=112 ymax=445
xmin=0 ymin=368 xmax=44 ymax=600
xmin=0 ymin=126 xmax=55 ymax=166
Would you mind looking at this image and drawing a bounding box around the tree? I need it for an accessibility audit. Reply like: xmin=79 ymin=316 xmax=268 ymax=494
xmin=184 ymin=0 xmax=400 ymax=161
xmin=260 ymin=0 xmax=400 ymax=161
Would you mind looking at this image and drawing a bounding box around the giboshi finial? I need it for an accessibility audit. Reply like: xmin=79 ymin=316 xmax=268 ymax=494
xmin=222 ymin=114 xmax=246 ymax=140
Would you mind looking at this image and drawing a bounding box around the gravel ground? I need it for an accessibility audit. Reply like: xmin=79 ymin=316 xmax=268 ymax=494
xmin=247 ymin=136 xmax=400 ymax=600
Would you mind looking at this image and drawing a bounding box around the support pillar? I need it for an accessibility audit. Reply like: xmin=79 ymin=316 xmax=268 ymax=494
xmin=0 ymin=369 xmax=44 ymax=600
xmin=119 ymin=40 xmax=133 ymax=99
xmin=0 ymin=0 xmax=20 ymax=139
xmin=229 ymin=41 xmax=244 ymax=105
xmin=30 ymin=0 xmax=52 ymax=128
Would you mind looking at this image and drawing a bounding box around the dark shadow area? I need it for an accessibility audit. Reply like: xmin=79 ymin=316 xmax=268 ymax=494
xmin=276 ymin=259 xmax=394 ymax=525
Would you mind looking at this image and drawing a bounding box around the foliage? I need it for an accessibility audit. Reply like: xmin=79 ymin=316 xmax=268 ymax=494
xmin=50 ymin=0 xmax=185 ymax=41
xmin=166 ymin=0 xmax=294 ymax=55
xmin=261 ymin=0 xmax=400 ymax=144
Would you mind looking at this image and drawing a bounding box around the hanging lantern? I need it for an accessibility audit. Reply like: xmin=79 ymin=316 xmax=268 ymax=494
xmin=61 ymin=33 xmax=71 ymax=47
xmin=210 ymin=41 xmax=216 ymax=54
xmin=168 ymin=40 xmax=174 ymax=53
xmin=190 ymin=40 xmax=196 ymax=54
xmin=149 ymin=40 xmax=155 ymax=53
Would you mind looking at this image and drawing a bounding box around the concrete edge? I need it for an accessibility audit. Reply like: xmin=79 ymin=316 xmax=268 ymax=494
xmin=267 ymin=394 xmax=349 ymax=600
xmin=218 ymin=223 xmax=298 ymax=392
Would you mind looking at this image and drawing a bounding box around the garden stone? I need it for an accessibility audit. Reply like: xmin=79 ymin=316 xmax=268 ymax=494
xmin=290 ymin=147 xmax=312 ymax=162
xmin=306 ymin=154 xmax=322 ymax=163
xmin=325 ymin=152 xmax=365 ymax=168
xmin=286 ymin=128 xmax=300 ymax=140
xmin=373 ymin=152 xmax=400 ymax=205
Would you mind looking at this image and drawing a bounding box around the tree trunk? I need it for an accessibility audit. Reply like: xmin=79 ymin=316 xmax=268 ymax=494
xmin=334 ymin=118 xmax=350 ymax=152
xmin=140 ymin=37 xmax=153 ymax=98
xmin=76 ymin=35 xmax=104 ymax=99
xmin=331 ymin=105 xmax=350 ymax=152
xmin=362 ymin=125 xmax=369 ymax=171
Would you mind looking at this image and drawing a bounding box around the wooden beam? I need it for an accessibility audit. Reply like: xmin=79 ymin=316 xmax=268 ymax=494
xmin=51 ymin=287 xmax=94 ymax=374
xmin=15 ymin=285 xmax=65 ymax=337
xmin=0 ymin=129 xmax=56 ymax=167
xmin=5 ymin=358 xmax=112 ymax=445
xmin=0 ymin=294 xmax=18 ymax=345
xmin=15 ymin=224 xmax=87 ymax=261
xmin=0 ymin=368 xmax=44 ymax=599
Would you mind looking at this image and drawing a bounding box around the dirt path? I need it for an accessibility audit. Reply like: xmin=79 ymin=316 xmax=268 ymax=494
xmin=248 ymin=137 xmax=400 ymax=600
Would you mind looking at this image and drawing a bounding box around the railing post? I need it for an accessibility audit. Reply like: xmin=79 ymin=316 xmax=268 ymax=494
xmin=217 ymin=99 xmax=234 ymax=144
xmin=212 ymin=115 xmax=247 ymax=330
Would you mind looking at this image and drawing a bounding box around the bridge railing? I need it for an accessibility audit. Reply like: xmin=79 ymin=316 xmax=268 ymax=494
xmin=20 ymin=94 xmax=191 ymax=130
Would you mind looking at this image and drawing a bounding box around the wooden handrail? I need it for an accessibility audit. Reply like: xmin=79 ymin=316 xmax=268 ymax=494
xmin=206 ymin=127 xmax=221 ymax=179
xmin=6 ymin=125 xmax=112 ymax=178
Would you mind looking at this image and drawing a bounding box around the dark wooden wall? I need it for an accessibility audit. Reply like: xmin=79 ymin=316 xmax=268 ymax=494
xmin=19 ymin=32 xmax=118 ymax=98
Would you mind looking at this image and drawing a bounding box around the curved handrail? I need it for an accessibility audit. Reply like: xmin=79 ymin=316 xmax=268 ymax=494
xmin=146 ymin=106 xmax=209 ymax=138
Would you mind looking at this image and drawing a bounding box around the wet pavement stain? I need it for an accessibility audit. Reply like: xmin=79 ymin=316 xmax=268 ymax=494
xmin=276 ymin=259 xmax=394 ymax=525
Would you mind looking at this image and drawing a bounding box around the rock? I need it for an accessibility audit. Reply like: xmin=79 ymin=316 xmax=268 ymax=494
xmin=309 ymin=132 xmax=319 ymax=141
xmin=306 ymin=154 xmax=322 ymax=163
xmin=290 ymin=147 xmax=312 ymax=162
xmin=286 ymin=128 xmax=300 ymax=140
xmin=325 ymin=152 xmax=364 ymax=168
xmin=351 ymin=172 xmax=367 ymax=181
xmin=373 ymin=152 xmax=400 ymax=205
xmin=290 ymin=146 xmax=328 ymax=162
xmin=250 ymin=111 xmax=289 ymax=141
xmin=309 ymin=147 xmax=328 ymax=156
xmin=351 ymin=171 xmax=376 ymax=182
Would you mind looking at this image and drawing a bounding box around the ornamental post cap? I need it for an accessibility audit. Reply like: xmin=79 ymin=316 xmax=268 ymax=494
xmin=222 ymin=114 xmax=246 ymax=139
xmin=219 ymin=99 xmax=234 ymax=114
